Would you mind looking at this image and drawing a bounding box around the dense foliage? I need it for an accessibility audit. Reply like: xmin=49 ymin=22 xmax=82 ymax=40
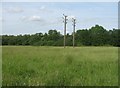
xmin=1 ymin=25 xmax=120 ymax=46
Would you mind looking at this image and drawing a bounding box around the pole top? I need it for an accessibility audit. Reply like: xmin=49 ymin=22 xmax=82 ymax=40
xmin=63 ymin=14 xmax=67 ymax=17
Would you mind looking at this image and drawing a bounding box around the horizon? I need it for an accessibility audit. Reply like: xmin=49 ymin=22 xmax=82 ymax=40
xmin=1 ymin=24 xmax=118 ymax=36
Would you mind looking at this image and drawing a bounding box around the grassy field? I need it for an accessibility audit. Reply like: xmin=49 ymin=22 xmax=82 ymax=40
xmin=2 ymin=46 xmax=118 ymax=86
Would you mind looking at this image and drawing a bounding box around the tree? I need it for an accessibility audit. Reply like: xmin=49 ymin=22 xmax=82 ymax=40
xmin=75 ymin=29 xmax=90 ymax=46
xmin=89 ymin=25 xmax=108 ymax=46
xmin=2 ymin=25 xmax=119 ymax=47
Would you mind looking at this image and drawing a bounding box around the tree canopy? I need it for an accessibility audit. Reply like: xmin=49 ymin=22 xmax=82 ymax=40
xmin=1 ymin=25 xmax=120 ymax=47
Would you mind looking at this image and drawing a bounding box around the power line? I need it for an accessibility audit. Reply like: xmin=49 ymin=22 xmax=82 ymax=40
xmin=72 ymin=18 xmax=76 ymax=48
xmin=63 ymin=14 xmax=68 ymax=48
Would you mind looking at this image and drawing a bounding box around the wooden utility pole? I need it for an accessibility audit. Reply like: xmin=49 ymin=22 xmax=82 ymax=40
xmin=72 ymin=18 xmax=76 ymax=48
xmin=63 ymin=14 xmax=67 ymax=48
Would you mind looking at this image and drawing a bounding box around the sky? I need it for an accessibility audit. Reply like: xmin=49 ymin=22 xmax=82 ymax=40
xmin=1 ymin=2 xmax=118 ymax=35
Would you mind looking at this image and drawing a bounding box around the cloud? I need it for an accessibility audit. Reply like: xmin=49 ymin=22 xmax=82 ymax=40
xmin=21 ymin=15 xmax=62 ymax=28
xmin=21 ymin=16 xmax=27 ymax=20
xmin=4 ymin=7 xmax=24 ymax=13
xmin=38 ymin=6 xmax=53 ymax=13
xmin=0 ymin=17 xmax=4 ymax=22
xmin=57 ymin=30 xmax=62 ymax=32
xmin=29 ymin=16 xmax=42 ymax=21
xmin=21 ymin=15 xmax=43 ymax=22
xmin=67 ymin=15 xmax=75 ymax=20
xmin=40 ymin=6 xmax=45 ymax=10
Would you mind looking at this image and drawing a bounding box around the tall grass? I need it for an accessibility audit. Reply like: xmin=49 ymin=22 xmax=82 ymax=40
xmin=2 ymin=46 xmax=118 ymax=86
xmin=0 ymin=46 xmax=2 ymax=87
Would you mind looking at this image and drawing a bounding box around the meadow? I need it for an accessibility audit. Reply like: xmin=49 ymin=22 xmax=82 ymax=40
xmin=2 ymin=46 xmax=118 ymax=86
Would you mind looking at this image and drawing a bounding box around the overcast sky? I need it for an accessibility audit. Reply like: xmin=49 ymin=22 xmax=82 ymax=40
xmin=1 ymin=2 xmax=118 ymax=35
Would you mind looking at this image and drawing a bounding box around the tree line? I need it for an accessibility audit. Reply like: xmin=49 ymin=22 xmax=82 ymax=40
xmin=1 ymin=25 xmax=120 ymax=46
